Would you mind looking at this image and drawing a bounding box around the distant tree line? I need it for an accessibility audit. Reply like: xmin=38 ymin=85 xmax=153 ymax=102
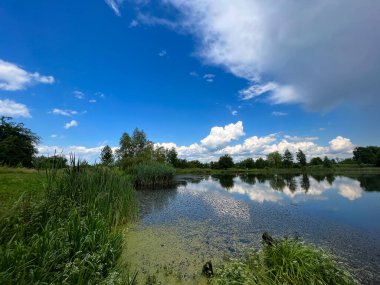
xmin=1 ymin=116 xmax=380 ymax=169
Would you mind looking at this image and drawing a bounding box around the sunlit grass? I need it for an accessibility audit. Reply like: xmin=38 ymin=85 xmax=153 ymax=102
xmin=0 ymin=160 xmax=136 ymax=284
xmin=215 ymin=238 xmax=358 ymax=285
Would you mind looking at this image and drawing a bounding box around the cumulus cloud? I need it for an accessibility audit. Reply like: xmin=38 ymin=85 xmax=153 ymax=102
xmin=0 ymin=99 xmax=31 ymax=118
xmin=51 ymin=108 xmax=78 ymax=116
xmin=0 ymin=59 xmax=54 ymax=91
xmin=200 ymin=121 xmax=245 ymax=149
xmin=64 ymin=120 xmax=78 ymax=129
xmin=158 ymin=50 xmax=167 ymax=57
xmin=148 ymin=0 xmax=380 ymax=110
xmin=105 ymin=0 xmax=125 ymax=16
xmin=155 ymin=121 xmax=354 ymax=162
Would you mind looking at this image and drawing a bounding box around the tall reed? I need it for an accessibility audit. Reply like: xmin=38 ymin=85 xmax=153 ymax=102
xmin=0 ymin=158 xmax=136 ymax=284
xmin=130 ymin=161 xmax=175 ymax=188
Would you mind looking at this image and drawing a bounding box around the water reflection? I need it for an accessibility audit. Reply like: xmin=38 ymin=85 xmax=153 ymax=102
xmin=195 ymin=174 xmax=378 ymax=203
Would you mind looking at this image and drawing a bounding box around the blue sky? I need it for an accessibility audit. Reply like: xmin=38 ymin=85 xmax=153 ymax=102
xmin=0 ymin=0 xmax=379 ymax=162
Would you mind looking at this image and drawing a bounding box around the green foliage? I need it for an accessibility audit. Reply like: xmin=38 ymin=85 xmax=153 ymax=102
xmin=32 ymin=155 xmax=68 ymax=170
xmin=130 ymin=161 xmax=176 ymax=188
xmin=310 ymin=157 xmax=323 ymax=165
xmin=353 ymin=146 xmax=380 ymax=165
xmin=255 ymin=157 xmax=267 ymax=169
xmin=267 ymin=152 xmax=282 ymax=168
xmin=323 ymin=156 xmax=333 ymax=168
xmin=100 ymin=145 xmax=114 ymax=166
xmin=215 ymin=239 xmax=358 ymax=285
xmin=296 ymin=149 xmax=307 ymax=167
xmin=0 ymin=160 xmax=136 ymax=284
xmin=166 ymin=147 xmax=178 ymax=167
xmin=238 ymin=158 xmax=255 ymax=169
xmin=217 ymin=155 xmax=234 ymax=169
xmin=282 ymin=149 xmax=294 ymax=167
xmin=0 ymin=117 xmax=40 ymax=167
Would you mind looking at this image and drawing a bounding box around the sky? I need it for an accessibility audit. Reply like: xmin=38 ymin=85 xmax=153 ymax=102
xmin=0 ymin=0 xmax=379 ymax=162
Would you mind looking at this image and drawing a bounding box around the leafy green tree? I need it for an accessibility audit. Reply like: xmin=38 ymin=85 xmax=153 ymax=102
xmin=218 ymin=154 xmax=234 ymax=169
xmin=238 ymin=158 xmax=255 ymax=169
xmin=255 ymin=157 xmax=267 ymax=169
xmin=267 ymin=151 xmax=282 ymax=168
xmin=100 ymin=145 xmax=114 ymax=166
xmin=309 ymin=157 xmax=323 ymax=166
xmin=166 ymin=147 xmax=179 ymax=166
xmin=353 ymin=146 xmax=380 ymax=165
xmin=282 ymin=149 xmax=294 ymax=167
xmin=0 ymin=117 xmax=40 ymax=167
xmin=323 ymin=156 xmax=333 ymax=168
xmin=296 ymin=149 xmax=307 ymax=167
xmin=116 ymin=128 xmax=154 ymax=167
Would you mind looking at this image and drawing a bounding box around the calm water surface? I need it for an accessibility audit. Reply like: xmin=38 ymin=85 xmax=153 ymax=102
xmin=123 ymin=174 xmax=380 ymax=284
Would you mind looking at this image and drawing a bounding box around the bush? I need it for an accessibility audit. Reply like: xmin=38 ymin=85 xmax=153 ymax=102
xmin=215 ymin=238 xmax=357 ymax=285
xmin=130 ymin=161 xmax=175 ymax=188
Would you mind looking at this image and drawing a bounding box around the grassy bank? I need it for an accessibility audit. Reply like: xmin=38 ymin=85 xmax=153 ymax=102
xmin=215 ymin=237 xmax=358 ymax=285
xmin=0 ymin=162 xmax=136 ymax=284
xmin=176 ymin=166 xmax=380 ymax=175
xmin=0 ymin=167 xmax=45 ymax=217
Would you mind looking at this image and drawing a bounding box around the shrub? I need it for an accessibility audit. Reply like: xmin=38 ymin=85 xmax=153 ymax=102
xmin=129 ymin=161 xmax=175 ymax=188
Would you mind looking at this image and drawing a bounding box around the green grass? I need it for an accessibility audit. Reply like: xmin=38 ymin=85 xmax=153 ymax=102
xmin=0 ymin=161 xmax=137 ymax=285
xmin=214 ymin=238 xmax=358 ymax=285
xmin=0 ymin=167 xmax=45 ymax=217
xmin=130 ymin=161 xmax=176 ymax=188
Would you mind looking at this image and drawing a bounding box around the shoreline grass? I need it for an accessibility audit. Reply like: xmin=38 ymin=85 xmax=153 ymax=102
xmin=214 ymin=238 xmax=358 ymax=285
xmin=129 ymin=161 xmax=176 ymax=189
xmin=0 ymin=161 xmax=136 ymax=284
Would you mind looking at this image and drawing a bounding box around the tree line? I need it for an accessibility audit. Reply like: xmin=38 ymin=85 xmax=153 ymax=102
xmin=1 ymin=117 xmax=380 ymax=169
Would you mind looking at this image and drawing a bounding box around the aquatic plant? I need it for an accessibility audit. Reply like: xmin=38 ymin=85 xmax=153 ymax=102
xmin=130 ymin=161 xmax=175 ymax=188
xmin=214 ymin=238 xmax=358 ymax=285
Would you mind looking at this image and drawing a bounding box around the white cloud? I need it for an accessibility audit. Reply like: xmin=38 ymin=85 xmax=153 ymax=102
xmin=272 ymin=111 xmax=287 ymax=116
xmin=239 ymin=82 xmax=277 ymax=100
xmin=38 ymin=145 xmax=104 ymax=162
xmin=50 ymin=134 xmax=58 ymax=138
xmin=74 ymin=90 xmax=85 ymax=99
xmin=0 ymin=59 xmax=54 ymax=91
xmin=231 ymin=110 xmax=238 ymax=116
xmin=51 ymin=108 xmax=78 ymax=116
xmin=155 ymin=121 xmax=354 ymax=162
xmin=189 ymin=71 xmax=198 ymax=77
xmin=89 ymin=99 xmax=97 ymax=103
xmin=201 ymin=121 xmax=245 ymax=149
xmin=0 ymin=99 xmax=31 ymax=118
xmin=64 ymin=120 xmax=78 ymax=129
xmin=203 ymin=73 xmax=215 ymax=83
xmin=105 ymin=0 xmax=124 ymax=16
xmin=151 ymin=0 xmax=380 ymax=110
xmin=158 ymin=50 xmax=167 ymax=57
xmin=329 ymin=136 xmax=354 ymax=153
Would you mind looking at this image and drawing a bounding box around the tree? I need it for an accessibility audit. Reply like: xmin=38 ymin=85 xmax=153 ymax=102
xmin=166 ymin=147 xmax=178 ymax=167
xmin=100 ymin=145 xmax=114 ymax=166
xmin=255 ymin=157 xmax=267 ymax=169
xmin=282 ymin=149 xmax=294 ymax=167
xmin=296 ymin=149 xmax=307 ymax=167
xmin=116 ymin=128 xmax=154 ymax=167
xmin=323 ymin=156 xmax=332 ymax=168
xmin=33 ymin=155 xmax=67 ymax=170
xmin=238 ymin=158 xmax=255 ymax=169
xmin=218 ymin=154 xmax=234 ymax=169
xmin=309 ymin=157 xmax=323 ymax=166
xmin=353 ymin=146 xmax=380 ymax=165
xmin=267 ymin=151 xmax=282 ymax=168
xmin=0 ymin=117 xmax=40 ymax=167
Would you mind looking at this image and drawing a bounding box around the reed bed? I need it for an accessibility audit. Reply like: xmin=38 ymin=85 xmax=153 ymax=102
xmin=0 ymin=159 xmax=136 ymax=285
xmin=130 ymin=161 xmax=175 ymax=188
xmin=215 ymin=238 xmax=358 ymax=285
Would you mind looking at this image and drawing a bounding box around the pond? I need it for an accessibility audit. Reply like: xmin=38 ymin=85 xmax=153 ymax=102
xmin=122 ymin=174 xmax=380 ymax=284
